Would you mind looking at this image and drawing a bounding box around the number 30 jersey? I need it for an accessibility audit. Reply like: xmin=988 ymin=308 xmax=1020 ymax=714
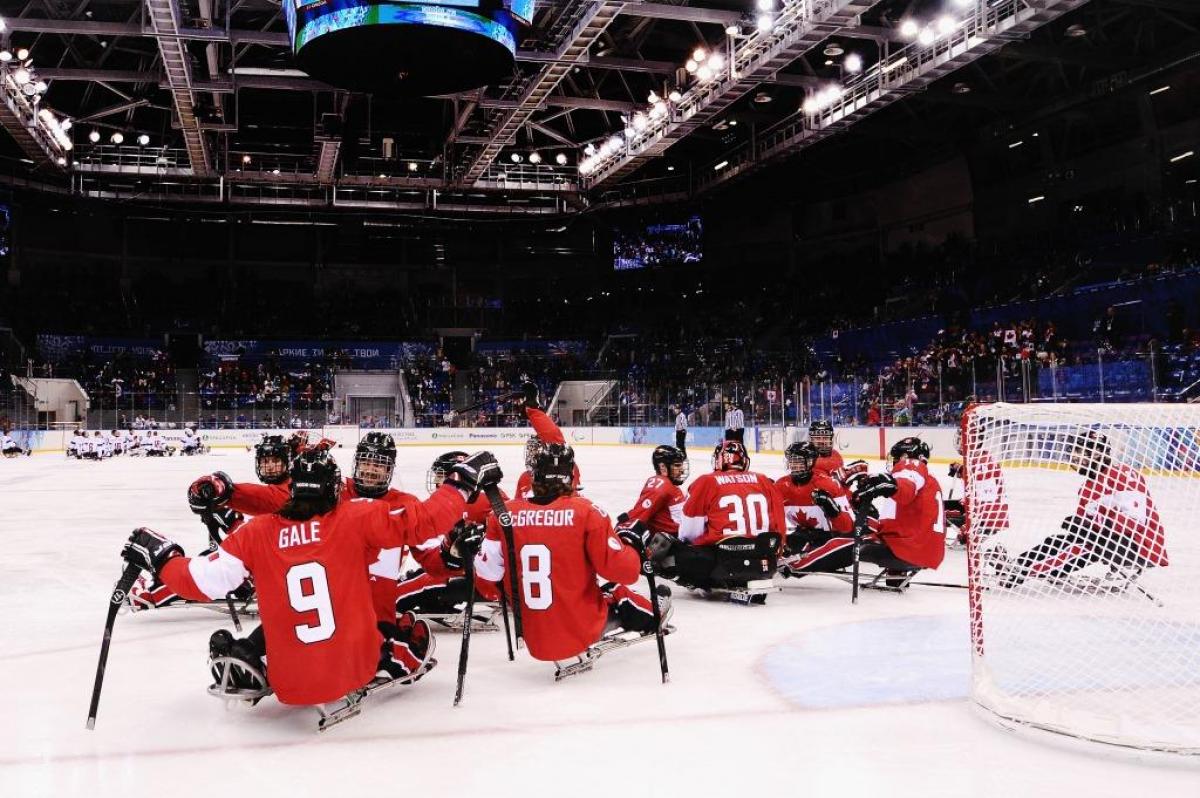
xmin=477 ymin=495 xmax=641 ymax=662
xmin=679 ymin=471 xmax=786 ymax=546
xmin=159 ymin=487 xmax=465 ymax=705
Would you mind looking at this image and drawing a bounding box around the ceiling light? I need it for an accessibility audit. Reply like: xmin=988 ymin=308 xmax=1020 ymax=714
xmin=1170 ymin=151 xmax=1194 ymax=163
xmin=697 ymin=64 xmax=713 ymax=81
xmin=647 ymin=91 xmax=659 ymax=104
xmin=693 ymin=47 xmax=707 ymax=62
xmin=13 ymin=68 xmax=29 ymax=85
xmin=0 ymin=18 xmax=5 ymax=33
xmin=729 ymin=119 xmax=737 ymax=126
xmin=725 ymin=24 xmax=739 ymax=35
xmin=1009 ymin=140 xmax=1024 ymax=149
xmin=529 ymin=151 xmax=542 ymax=164
xmin=756 ymin=13 xmax=773 ymax=33
xmin=713 ymin=120 xmax=729 ymax=131
xmin=685 ymin=59 xmax=698 ymax=73
xmin=555 ymin=153 xmax=567 ymax=165
xmin=918 ymin=27 xmax=936 ymax=46
xmin=511 ymin=152 xmax=522 ymax=162
xmin=708 ymin=53 xmax=724 ymax=72
xmin=1027 ymin=195 xmax=1045 ymax=204
xmin=0 ymin=51 xmax=11 ymax=62
xmin=1064 ymin=23 xmax=1087 ymax=38
xmin=408 ymin=161 xmax=418 ymax=171
xmin=844 ymin=53 xmax=862 ymax=73
xmin=110 ymin=131 xmax=123 ymax=144
xmin=34 ymin=80 xmax=47 ymax=93
xmin=668 ymin=90 xmax=682 ymax=103
xmin=56 ymin=156 xmax=66 ymax=166
xmin=714 ymin=160 xmax=729 ymax=171
xmin=952 ymin=81 xmax=971 ymax=94
xmin=137 ymin=134 xmax=149 ymax=146
xmin=584 ymin=143 xmax=596 ymax=156
xmin=667 ymin=164 xmax=675 ymax=171
xmin=953 ymin=0 xmax=975 ymax=6
xmin=753 ymin=91 xmax=772 ymax=104
xmin=899 ymin=19 xmax=919 ymax=39
xmin=242 ymin=154 xmax=251 ymax=163
xmin=271 ymin=168 xmax=280 ymax=175
xmin=756 ymin=0 xmax=774 ymax=9
xmin=378 ymin=173 xmax=386 ymax=178
xmin=632 ymin=112 xmax=648 ymax=131
xmin=16 ymin=48 xmax=29 ymax=60
xmin=88 ymin=130 xmax=100 ymax=143
xmin=1187 ymin=179 xmax=1197 ymax=185
xmin=1149 ymin=85 xmax=1170 ymax=96
xmin=936 ymin=16 xmax=956 ymax=36
xmin=824 ymin=43 xmax=844 ymax=57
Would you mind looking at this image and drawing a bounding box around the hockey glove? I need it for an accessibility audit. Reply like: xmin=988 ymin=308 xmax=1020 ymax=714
xmin=521 ymin=381 xmax=541 ymax=410
xmin=440 ymin=520 xmax=475 ymax=569
xmin=811 ymin=489 xmax=842 ymax=522
xmin=450 ymin=522 xmax=486 ymax=560
xmin=836 ymin=459 xmax=870 ymax=486
xmin=188 ymin=472 xmax=234 ymax=514
xmin=948 ymin=462 xmax=964 ymax=479
xmin=122 ymin=527 xmax=184 ymax=575
xmin=443 ymin=451 xmax=502 ymax=499
xmin=616 ymin=518 xmax=651 ymax=553
xmin=852 ymin=473 xmax=897 ymax=505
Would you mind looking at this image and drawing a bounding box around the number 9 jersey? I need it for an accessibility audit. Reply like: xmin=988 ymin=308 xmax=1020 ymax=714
xmin=679 ymin=471 xmax=785 ymax=546
xmin=477 ymin=495 xmax=642 ymax=662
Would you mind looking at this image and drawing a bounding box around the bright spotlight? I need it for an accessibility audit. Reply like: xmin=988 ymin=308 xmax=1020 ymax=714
xmin=693 ymin=47 xmax=707 ymax=62
xmin=110 ymin=132 xmax=124 ymax=144
xmin=844 ymin=53 xmax=862 ymax=73
xmin=13 ymin=68 xmax=29 ymax=85
xmin=408 ymin=161 xmax=419 ymax=171
xmin=936 ymin=16 xmax=956 ymax=36
xmin=685 ymin=59 xmax=698 ymax=73
xmin=899 ymin=19 xmax=919 ymax=38
xmin=708 ymin=53 xmax=724 ymax=73
xmin=756 ymin=13 xmax=773 ymax=32
xmin=510 ymin=152 xmax=522 ymax=163
xmin=88 ymin=130 xmax=100 ymax=143
xmin=137 ymin=134 xmax=150 ymax=146
xmin=696 ymin=64 xmax=713 ymax=82
xmin=555 ymin=153 xmax=568 ymax=165
xmin=918 ymin=27 xmax=936 ymax=46
xmin=755 ymin=0 xmax=774 ymax=10
xmin=632 ymin=113 xmax=649 ymax=131
xmin=0 ymin=51 xmax=11 ymax=63
xmin=16 ymin=47 xmax=29 ymax=60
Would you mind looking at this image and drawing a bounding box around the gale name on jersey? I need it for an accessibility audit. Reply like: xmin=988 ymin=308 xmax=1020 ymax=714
xmin=279 ymin=521 xmax=321 ymax=549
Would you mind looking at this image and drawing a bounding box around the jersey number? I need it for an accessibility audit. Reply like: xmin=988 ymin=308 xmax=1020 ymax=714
xmin=718 ymin=493 xmax=771 ymax=536
xmin=520 ymin=544 xmax=553 ymax=610
xmin=287 ymin=562 xmax=336 ymax=643
xmin=933 ymin=489 xmax=946 ymax=536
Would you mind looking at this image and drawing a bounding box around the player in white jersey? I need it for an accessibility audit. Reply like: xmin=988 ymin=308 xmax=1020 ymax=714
xmin=180 ymin=427 xmax=204 ymax=455
xmin=2 ymin=432 xmax=29 ymax=457
xmin=66 ymin=431 xmax=83 ymax=458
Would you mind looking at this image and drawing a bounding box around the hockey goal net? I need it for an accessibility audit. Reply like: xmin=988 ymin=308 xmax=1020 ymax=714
xmin=964 ymin=403 xmax=1200 ymax=756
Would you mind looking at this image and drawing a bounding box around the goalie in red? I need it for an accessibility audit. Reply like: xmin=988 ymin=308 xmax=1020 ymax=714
xmin=119 ymin=447 xmax=500 ymax=713
xmin=991 ymin=430 xmax=1167 ymax=587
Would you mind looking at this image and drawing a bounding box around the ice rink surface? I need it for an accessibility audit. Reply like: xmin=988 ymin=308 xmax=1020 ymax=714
xmin=2 ymin=443 xmax=1196 ymax=798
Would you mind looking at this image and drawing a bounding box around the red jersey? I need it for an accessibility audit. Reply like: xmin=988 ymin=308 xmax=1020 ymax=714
xmin=160 ymin=485 xmax=465 ymax=705
xmin=477 ymin=495 xmax=640 ymax=661
xmin=774 ymin=473 xmax=853 ymax=533
xmin=964 ymin=451 xmax=1010 ymax=534
xmin=814 ymin=449 xmax=844 ymax=479
xmin=875 ymin=460 xmax=945 ymax=569
xmin=679 ymin=470 xmax=786 ymax=547
xmin=625 ymin=475 xmax=686 ymax=535
xmin=1075 ymin=464 xmax=1167 ymax=566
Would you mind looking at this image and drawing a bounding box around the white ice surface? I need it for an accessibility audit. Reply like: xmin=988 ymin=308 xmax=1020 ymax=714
xmin=1 ymin=445 xmax=1195 ymax=798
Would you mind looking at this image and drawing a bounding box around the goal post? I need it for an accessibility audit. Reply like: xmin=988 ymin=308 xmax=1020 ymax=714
xmin=963 ymin=402 xmax=1200 ymax=757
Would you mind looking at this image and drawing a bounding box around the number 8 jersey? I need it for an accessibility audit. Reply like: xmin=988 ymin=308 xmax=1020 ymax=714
xmin=478 ymin=495 xmax=642 ymax=662
xmin=679 ymin=470 xmax=786 ymax=546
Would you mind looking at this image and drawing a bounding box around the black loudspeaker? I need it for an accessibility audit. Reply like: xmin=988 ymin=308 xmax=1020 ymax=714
xmin=166 ymin=333 xmax=202 ymax=368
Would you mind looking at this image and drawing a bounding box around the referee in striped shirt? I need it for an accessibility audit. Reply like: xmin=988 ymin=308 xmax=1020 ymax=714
xmin=724 ymin=401 xmax=745 ymax=444
xmin=673 ymin=405 xmax=688 ymax=455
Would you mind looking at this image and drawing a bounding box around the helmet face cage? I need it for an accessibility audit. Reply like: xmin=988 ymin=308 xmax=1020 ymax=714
xmin=1067 ymin=430 xmax=1110 ymax=477
xmin=712 ymin=441 xmax=750 ymax=472
xmin=255 ymin=435 xmax=290 ymax=484
xmin=784 ymin=442 xmax=818 ymax=482
xmin=427 ymin=451 xmax=468 ymax=493
xmin=353 ymin=433 xmax=396 ymax=497
xmin=525 ymin=437 xmax=545 ymax=471
xmin=652 ymin=445 xmax=689 ymax=485
xmin=809 ymin=421 xmax=835 ymax=455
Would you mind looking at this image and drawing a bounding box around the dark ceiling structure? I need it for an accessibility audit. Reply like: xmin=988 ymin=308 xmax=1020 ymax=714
xmin=0 ymin=0 xmax=1195 ymax=215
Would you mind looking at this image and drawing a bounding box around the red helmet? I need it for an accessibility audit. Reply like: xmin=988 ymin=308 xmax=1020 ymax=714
xmin=712 ymin=440 xmax=750 ymax=472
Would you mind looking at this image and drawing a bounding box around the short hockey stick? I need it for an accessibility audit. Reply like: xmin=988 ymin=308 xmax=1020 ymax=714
xmin=618 ymin=514 xmax=668 ymax=684
xmin=445 ymin=392 xmax=522 ymax=423
xmin=86 ymin=563 xmax=142 ymax=729
xmin=201 ymin=511 xmax=243 ymax=632
xmin=482 ymin=484 xmax=523 ymax=649
xmin=453 ymin=551 xmax=477 ymax=706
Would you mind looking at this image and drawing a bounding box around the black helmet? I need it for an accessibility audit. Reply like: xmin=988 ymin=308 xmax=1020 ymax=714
xmin=255 ymin=434 xmax=291 ymax=485
xmin=1065 ymin=429 xmax=1111 ymax=478
xmin=889 ymin=436 xmax=930 ymax=464
xmin=289 ymin=448 xmax=342 ymax=505
xmin=784 ymin=441 xmax=819 ymax=484
xmin=531 ymin=442 xmax=575 ymax=489
xmin=712 ymin=440 xmax=750 ymax=472
xmin=652 ymin=445 xmax=689 ymax=485
xmin=353 ymin=432 xmax=396 ymax=498
xmin=427 ymin=450 xmax=469 ymax=493
xmin=809 ymin=420 xmax=835 ymax=455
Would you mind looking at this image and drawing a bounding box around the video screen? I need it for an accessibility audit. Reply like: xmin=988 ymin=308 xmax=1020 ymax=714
xmin=613 ymin=215 xmax=702 ymax=271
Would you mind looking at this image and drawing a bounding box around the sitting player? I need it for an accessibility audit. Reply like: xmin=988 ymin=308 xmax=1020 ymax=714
xmin=66 ymin=430 xmax=83 ymax=459
xmin=646 ymin=440 xmax=784 ymax=600
xmin=946 ymin=428 xmax=1010 ymax=548
xmin=179 ymin=427 xmax=205 ymax=455
xmin=784 ymin=437 xmax=945 ymax=582
xmin=989 ymin=430 xmax=1166 ymax=587
xmin=514 ymin=382 xmax=581 ymax=498
xmin=468 ymin=443 xmax=667 ymax=670
xmin=622 ymin=445 xmax=689 ymax=536
xmin=146 ymin=431 xmax=172 ymax=457
xmin=120 ymin=446 xmax=500 ymax=718
xmin=776 ymin=442 xmax=853 ymax=562
xmin=808 ymin=419 xmax=868 ymax=486
xmin=2 ymin=430 xmax=30 ymax=457
xmin=386 ymin=451 xmax=504 ymax=623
